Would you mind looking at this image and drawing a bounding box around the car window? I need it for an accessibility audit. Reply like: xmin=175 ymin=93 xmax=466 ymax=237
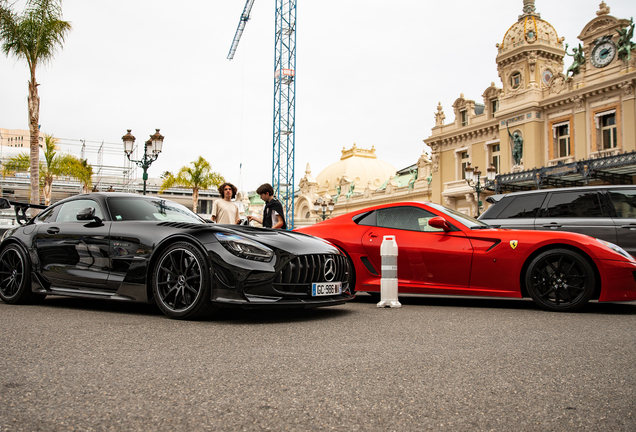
xmin=376 ymin=206 xmax=443 ymax=232
xmin=544 ymin=191 xmax=604 ymax=218
xmin=428 ymin=202 xmax=488 ymax=229
xmin=487 ymin=193 xmax=546 ymax=219
xmin=36 ymin=205 xmax=59 ymax=223
xmin=354 ymin=210 xmax=377 ymax=226
xmin=107 ymin=197 xmax=204 ymax=223
xmin=56 ymin=199 xmax=104 ymax=223
xmin=479 ymin=197 xmax=510 ymax=219
xmin=607 ymin=189 xmax=636 ymax=218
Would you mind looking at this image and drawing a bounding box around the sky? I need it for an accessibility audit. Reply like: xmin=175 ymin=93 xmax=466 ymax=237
xmin=1 ymin=0 xmax=635 ymax=193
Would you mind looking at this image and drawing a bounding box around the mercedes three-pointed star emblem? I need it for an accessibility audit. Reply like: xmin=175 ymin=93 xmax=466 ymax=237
xmin=324 ymin=258 xmax=336 ymax=282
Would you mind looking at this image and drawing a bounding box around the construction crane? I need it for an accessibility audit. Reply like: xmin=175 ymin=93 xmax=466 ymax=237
xmin=227 ymin=0 xmax=297 ymax=229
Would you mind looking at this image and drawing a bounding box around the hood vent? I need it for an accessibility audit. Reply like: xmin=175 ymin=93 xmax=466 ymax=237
xmin=157 ymin=222 xmax=207 ymax=230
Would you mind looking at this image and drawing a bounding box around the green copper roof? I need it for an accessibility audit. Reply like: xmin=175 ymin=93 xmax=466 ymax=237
xmin=248 ymin=193 xmax=265 ymax=205
xmin=378 ymin=172 xmax=417 ymax=190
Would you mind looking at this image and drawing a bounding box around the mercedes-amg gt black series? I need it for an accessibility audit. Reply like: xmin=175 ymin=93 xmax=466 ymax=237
xmin=0 ymin=193 xmax=354 ymax=319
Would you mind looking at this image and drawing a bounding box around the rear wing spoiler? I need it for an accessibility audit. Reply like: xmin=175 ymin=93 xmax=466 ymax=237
xmin=0 ymin=198 xmax=48 ymax=226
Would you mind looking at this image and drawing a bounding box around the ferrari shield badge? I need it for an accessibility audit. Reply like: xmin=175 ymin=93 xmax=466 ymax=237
xmin=510 ymin=240 xmax=518 ymax=250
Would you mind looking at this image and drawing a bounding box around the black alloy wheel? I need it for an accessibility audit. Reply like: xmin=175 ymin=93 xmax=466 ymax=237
xmin=152 ymin=242 xmax=215 ymax=320
xmin=0 ymin=244 xmax=44 ymax=304
xmin=525 ymin=248 xmax=596 ymax=312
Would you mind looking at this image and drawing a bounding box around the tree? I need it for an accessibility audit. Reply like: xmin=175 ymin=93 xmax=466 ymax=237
xmin=41 ymin=134 xmax=89 ymax=204
xmin=73 ymin=158 xmax=93 ymax=194
xmin=0 ymin=0 xmax=72 ymax=205
xmin=2 ymin=134 xmax=93 ymax=204
xmin=160 ymin=156 xmax=224 ymax=214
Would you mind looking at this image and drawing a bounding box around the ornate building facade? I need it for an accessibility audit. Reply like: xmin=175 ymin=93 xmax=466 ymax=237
xmin=291 ymin=0 xmax=635 ymax=225
xmin=293 ymin=145 xmax=433 ymax=227
xmin=425 ymin=0 xmax=636 ymax=216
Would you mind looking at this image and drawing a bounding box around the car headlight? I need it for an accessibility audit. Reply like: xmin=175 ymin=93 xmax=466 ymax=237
xmin=596 ymin=238 xmax=635 ymax=261
xmin=215 ymin=233 xmax=274 ymax=262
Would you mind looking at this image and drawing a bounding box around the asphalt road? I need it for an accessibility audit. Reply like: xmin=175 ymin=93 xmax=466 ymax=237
xmin=1 ymin=294 xmax=635 ymax=432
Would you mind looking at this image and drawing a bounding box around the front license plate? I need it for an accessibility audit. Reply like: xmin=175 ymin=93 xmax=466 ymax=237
xmin=312 ymin=282 xmax=342 ymax=296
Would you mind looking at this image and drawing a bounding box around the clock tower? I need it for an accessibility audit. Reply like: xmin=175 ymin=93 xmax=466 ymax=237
xmin=495 ymin=0 xmax=565 ymax=97
xmin=576 ymin=2 xmax=633 ymax=81
xmin=494 ymin=0 xmax=565 ymax=170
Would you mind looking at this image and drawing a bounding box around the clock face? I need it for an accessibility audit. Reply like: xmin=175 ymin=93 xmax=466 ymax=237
xmin=591 ymin=41 xmax=616 ymax=68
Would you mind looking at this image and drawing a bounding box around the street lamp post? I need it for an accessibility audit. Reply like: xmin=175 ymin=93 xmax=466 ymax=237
xmin=464 ymin=163 xmax=497 ymax=217
xmin=313 ymin=198 xmax=334 ymax=221
xmin=122 ymin=129 xmax=164 ymax=195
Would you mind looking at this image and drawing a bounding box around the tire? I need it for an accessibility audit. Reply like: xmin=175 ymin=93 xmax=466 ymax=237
xmin=525 ymin=248 xmax=596 ymax=312
xmin=151 ymin=242 xmax=216 ymax=320
xmin=0 ymin=244 xmax=44 ymax=304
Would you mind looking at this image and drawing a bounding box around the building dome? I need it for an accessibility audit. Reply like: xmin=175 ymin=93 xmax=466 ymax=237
xmin=315 ymin=144 xmax=397 ymax=195
xmin=498 ymin=0 xmax=562 ymax=56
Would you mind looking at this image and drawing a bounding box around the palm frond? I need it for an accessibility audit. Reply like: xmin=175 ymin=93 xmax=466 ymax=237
xmin=158 ymin=156 xmax=225 ymax=196
xmin=2 ymin=153 xmax=31 ymax=173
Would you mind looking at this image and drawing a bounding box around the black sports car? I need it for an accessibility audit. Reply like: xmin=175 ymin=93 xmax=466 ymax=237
xmin=0 ymin=193 xmax=354 ymax=319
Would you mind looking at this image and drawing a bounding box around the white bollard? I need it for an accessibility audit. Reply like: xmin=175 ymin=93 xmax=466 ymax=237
xmin=377 ymin=235 xmax=401 ymax=308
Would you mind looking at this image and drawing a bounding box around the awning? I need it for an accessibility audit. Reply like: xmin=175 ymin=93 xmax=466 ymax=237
xmin=490 ymin=151 xmax=636 ymax=194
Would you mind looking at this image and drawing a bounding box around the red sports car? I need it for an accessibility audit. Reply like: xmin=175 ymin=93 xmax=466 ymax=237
xmin=296 ymin=201 xmax=636 ymax=311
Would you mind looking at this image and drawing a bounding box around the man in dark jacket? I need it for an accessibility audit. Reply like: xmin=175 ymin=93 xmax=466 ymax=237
xmin=247 ymin=183 xmax=287 ymax=229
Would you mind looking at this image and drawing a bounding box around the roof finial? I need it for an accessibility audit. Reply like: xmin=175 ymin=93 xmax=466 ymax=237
xmin=519 ymin=0 xmax=540 ymax=20
xmin=523 ymin=0 xmax=536 ymax=13
xmin=523 ymin=0 xmax=536 ymax=14
xmin=596 ymin=1 xmax=610 ymax=16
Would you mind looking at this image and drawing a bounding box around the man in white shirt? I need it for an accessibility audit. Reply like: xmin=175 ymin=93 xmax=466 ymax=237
xmin=211 ymin=182 xmax=240 ymax=224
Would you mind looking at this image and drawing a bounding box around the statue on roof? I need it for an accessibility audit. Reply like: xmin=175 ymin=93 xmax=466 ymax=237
xmin=565 ymin=43 xmax=585 ymax=79
xmin=346 ymin=182 xmax=355 ymax=199
xmin=616 ymin=17 xmax=635 ymax=62
xmin=434 ymin=102 xmax=445 ymax=127
xmin=407 ymin=167 xmax=418 ymax=191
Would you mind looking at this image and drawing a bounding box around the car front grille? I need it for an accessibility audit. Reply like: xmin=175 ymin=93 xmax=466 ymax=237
xmin=273 ymin=254 xmax=350 ymax=294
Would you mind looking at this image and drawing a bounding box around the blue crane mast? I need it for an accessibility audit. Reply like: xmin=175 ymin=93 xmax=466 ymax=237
xmin=228 ymin=0 xmax=297 ymax=229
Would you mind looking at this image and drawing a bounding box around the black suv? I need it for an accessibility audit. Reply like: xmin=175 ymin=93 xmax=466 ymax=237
xmin=478 ymin=185 xmax=636 ymax=256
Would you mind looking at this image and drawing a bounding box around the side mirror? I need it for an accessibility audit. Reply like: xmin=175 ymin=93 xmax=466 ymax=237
xmin=428 ymin=216 xmax=451 ymax=232
xmin=76 ymin=207 xmax=102 ymax=224
xmin=76 ymin=207 xmax=95 ymax=221
xmin=0 ymin=198 xmax=11 ymax=210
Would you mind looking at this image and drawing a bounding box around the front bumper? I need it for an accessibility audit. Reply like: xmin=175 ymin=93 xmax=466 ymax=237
xmin=597 ymin=259 xmax=636 ymax=302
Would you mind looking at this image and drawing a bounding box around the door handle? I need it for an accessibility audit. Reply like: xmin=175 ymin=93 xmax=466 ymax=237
xmin=542 ymin=223 xmax=562 ymax=229
xmin=368 ymin=233 xmax=378 ymax=238
xmin=47 ymin=227 xmax=60 ymax=234
xmin=621 ymin=224 xmax=636 ymax=230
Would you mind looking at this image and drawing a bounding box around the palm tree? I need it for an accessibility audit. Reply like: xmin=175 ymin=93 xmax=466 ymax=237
xmin=74 ymin=158 xmax=93 ymax=194
xmin=2 ymin=134 xmax=93 ymax=204
xmin=0 ymin=0 xmax=72 ymax=205
xmin=40 ymin=134 xmax=83 ymax=204
xmin=160 ymin=156 xmax=224 ymax=214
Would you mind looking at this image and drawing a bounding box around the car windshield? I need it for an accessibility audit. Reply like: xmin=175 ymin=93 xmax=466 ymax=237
xmin=107 ymin=197 xmax=204 ymax=223
xmin=427 ymin=202 xmax=491 ymax=229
